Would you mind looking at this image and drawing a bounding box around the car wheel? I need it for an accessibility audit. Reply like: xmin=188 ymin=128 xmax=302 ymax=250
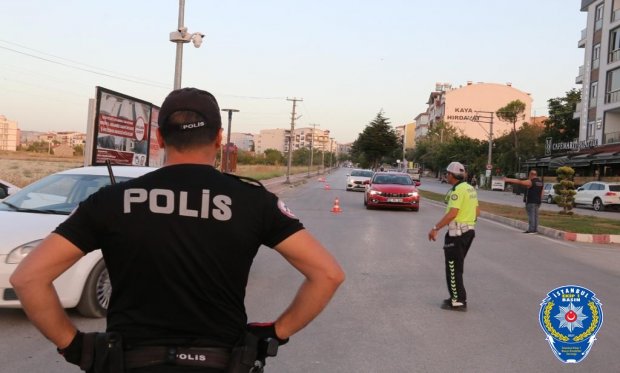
xmin=593 ymin=198 xmax=604 ymax=211
xmin=76 ymin=259 xmax=110 ymax=318
xmin=547 ymin=195 xmax=553 ymax=204
xmin=411 ymin=207 xmax=419 ymax=212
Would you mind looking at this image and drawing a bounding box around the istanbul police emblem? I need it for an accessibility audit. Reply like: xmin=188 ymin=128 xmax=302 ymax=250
xmin=538 ymin=285 xmax=603 ymax=363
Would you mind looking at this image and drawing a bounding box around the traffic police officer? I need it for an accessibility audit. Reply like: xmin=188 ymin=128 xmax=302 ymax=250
xmin=428 ymin=162 xmax=479 ymax=311
xmin=11 ymin=88 xmax=345 ymax=372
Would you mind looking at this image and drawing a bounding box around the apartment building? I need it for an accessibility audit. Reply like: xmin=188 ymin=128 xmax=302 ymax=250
xmin=577 ymin=0 xmax=620 ymax=145
xmin=423 ymin=82 xmax=533 ymax=141
xmin=228 ymin=132 xmax=254 ymax=151
xmin=255 ymin=127 xmax=334 ymax=155
xmin=0 ymin=115 xmax=19 ymax=151
xmin=414 ymin=113 xmax=430 ymax=139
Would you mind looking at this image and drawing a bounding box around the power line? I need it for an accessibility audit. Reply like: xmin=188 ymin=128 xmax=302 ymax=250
xmin=0 ymin=39 xmax=169 ymax=87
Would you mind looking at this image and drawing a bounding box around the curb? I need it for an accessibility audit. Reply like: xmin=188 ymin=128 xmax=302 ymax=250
xmin=425 ymin=198 xmax=620 ymax=245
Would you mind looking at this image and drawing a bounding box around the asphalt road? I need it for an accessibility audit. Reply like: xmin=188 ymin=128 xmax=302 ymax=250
xmin=1 ymin=168 xmax=619 ymax=372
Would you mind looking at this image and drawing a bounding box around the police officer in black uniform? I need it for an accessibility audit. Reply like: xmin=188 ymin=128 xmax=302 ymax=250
xmin=11 ymin=88 xmax=345 ymax=372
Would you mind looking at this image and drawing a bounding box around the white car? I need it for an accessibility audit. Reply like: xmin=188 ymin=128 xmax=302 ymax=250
xmin=346 ymin=169 xmax=374 ymax=191
xmin=574 ymin=181 xmax=620 ymax=211
xmin=0 ymin=165 xmax=156 ymax=317
xmin=0 ymin=179 xmax=21 ymax=200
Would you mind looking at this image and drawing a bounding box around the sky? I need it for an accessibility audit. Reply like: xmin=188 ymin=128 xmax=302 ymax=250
xmin=0 ymin=1 xmax=586 ymax=144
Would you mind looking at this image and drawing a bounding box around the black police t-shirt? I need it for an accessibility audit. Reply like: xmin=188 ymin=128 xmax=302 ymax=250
xmin=54 ymin=164 xmax=304 ymax=347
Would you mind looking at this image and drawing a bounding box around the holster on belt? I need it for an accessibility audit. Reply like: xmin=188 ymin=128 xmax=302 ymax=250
xmin=226 ymin=332 xmax=258 ymax=373
xmin=80 ymin=332 xmax=125 ymax=373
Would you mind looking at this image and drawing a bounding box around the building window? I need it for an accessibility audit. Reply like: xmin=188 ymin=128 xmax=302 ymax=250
xmin=587 ymin=121 xmax=596 ymax=139
xmin=590 ymin=81 xmax=598 ymax=107
xmin=614 ymin=0 xmax=620 ymax=22
xmin=593 ymin=43 xmax=601 ymax=68
xmin=606 ymin=68 xmax=620 ymax=103
xmin=610 ymin=28 xmax=620 ymax=62
xmin=596 ymin=3 xmax=604 ymax=30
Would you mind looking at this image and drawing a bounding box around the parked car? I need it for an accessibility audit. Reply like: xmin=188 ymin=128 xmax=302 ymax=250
xmin=574 ymin=181 xmax=620 ymax=211
xmin=542 ymin=182 xmax=558 ymax=204
xmin=0 ymin=165 xmax=157 ymax=317
xmin=364 ymin=172 xmax=420 ymax=211
xmin=0 ymin=179 xmax=21 ymax=200
xmin=346 ymin=169 xmax=374 ymax=191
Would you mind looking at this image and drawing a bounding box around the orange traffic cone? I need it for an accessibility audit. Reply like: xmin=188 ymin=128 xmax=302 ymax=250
xmin=331 ymin=197 xmax=342 ymax=213
xmin=324 ymin=183 xmax=331 ymax=190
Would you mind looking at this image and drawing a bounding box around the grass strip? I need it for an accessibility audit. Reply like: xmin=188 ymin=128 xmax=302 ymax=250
xmin=419 ymin=190 xmax=620 ymax=235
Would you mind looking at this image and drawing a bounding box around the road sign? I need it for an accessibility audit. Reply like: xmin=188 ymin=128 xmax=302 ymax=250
xmin=486 ymin=164 xmax=493 ymax=170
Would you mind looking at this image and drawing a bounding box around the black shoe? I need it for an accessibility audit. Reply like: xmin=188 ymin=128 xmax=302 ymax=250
xmin=441 ymin=300 xmax=467 ymax=311
xmin=522 ymin=230 xmax=531 ymax=233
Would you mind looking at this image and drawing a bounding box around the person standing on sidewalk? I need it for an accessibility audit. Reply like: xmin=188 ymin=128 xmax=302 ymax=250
xmin=504 ymin=170 xmax=544 ymax=234
xmin=428 ymin=162 xmax=479 ymax=312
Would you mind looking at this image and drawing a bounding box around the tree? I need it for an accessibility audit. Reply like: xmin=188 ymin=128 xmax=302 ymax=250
xmin=410 ymin=121 xmax=461 ymax=175
xmin=350 ymin=111 xmax=400 ymax=169
xmin=263 ymin=149 xmax=284 ymax=165
xmin=542 ymin=89 xmax=581 ymax=143
xmin=292 ymin=147 xmax=310 ymax=166
xmin=496 ymin=100 xmax=526 ymax=166
xmin=554 ymin=166 xmax=576 ymax=215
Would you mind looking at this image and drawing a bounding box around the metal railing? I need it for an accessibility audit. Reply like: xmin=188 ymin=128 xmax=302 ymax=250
xmin=604 ymin=130 xmax=620 ymax=144
xmin=605 ymin=89 xmax=620 ymax=104
xmin=609 ymin=48 xmax=620 ymax=63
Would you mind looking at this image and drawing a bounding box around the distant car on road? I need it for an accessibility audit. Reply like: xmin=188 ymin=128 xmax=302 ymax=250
xmin=346 ymin=169 xmax=374 ymax=191
xmin=364 ymin=172 xmax=420 ymax=211
xmin=574 ymin=181 xmax=620 ymax=211
xmin=0 ymin=165 xmax=157 ymax=317
xmin=542 ymin=182 xmax=558 ymax=204
xmin=0 ymin=179 xmax=20 ymax=200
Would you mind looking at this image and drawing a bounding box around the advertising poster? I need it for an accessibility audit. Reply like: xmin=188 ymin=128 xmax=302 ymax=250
xmin=92 ymin=87 xmax=152 ymax=166
xmin=148 ymin=106 xmax=165 ymax=167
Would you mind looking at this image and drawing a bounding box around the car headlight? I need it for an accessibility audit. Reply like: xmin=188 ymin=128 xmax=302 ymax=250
xmin=369 ymin=190 xmax=381 ymax=195
xmin=408 ymin=192 xmax=419 ymax=197
xmin=6 ymin=240 xmax=42 ymax=264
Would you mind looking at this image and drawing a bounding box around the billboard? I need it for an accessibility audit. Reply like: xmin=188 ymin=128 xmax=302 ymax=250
xmin=89 ymin=87 xmax=162 ymax=166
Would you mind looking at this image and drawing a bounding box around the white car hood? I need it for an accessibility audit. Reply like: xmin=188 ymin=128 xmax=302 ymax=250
xmin=0 ymin=210 xmax=66 ymax=254
xmin=348 ymin=176 xmax=371 ymax=182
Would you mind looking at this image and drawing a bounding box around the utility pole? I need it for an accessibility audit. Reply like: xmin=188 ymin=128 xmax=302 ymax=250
xmin=328 ymin=137 xmax=334 ymax=171
xmin=475 ymin=111 xmax=494 ymax=189
xmin=221 ymin=109 xmax=239 ymax=172
xmin=308 ymin=123 xmax=320 ymax=176
xmin=285 ymin=97 xmax=303 ymax=183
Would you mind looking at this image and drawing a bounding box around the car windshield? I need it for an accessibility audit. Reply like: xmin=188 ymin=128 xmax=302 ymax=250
xmin=0 ymin=174 xmax=130 ymax=215
xmin=373 ymin=175 xmax=413 ymax=185
xmin=351 ymin=170 xmax=373 ymax=177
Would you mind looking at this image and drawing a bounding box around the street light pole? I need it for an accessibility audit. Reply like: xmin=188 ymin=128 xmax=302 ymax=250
xmin=170 ymin=0 xmax=204 ymax=90
xmin=221 ymin=109 xmax=239 ymax=172
xmin=475 ymin=111 xmax=494 ymax=189
xmin=285 ymin=97 xmax=303 ymax=183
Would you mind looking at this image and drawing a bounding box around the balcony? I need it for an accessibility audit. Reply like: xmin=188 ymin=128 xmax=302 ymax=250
xmin=606 ymin=88 xmax=620 ymax=104
xmin=604 ymin=130 xmax=620 ymax=144
xmin=575 ymin=65 xmax=584 ymax=84
xmin=578 ymin=28 xmax=587 ymax=48
xmin=609 ymin=49 xmax=620 ymax=64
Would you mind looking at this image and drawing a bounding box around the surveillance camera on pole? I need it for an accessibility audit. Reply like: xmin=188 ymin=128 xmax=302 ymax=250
xmin=170 ymin=1 xmax=204 ymax=89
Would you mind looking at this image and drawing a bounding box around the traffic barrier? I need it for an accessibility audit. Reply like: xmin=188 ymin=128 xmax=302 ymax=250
xmin=331 ymin=197 xmax=342 ymax=213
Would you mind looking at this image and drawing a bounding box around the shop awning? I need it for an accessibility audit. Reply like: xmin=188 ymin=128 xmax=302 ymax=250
xmin=567 ymin=153 xmax=593 ymax=167
xmin=591 ymin=152 xmax=620 ymax=165
xmin=536 ymin=157 xmax=552 ymax=166
xmin=548 ymin=156 xmax=569 ymax=169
